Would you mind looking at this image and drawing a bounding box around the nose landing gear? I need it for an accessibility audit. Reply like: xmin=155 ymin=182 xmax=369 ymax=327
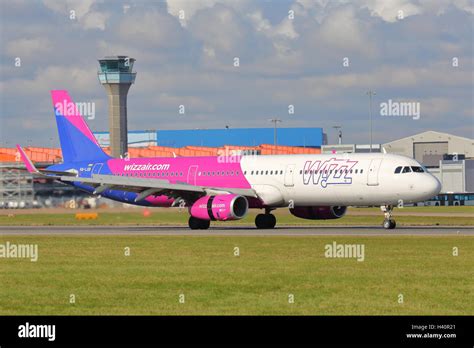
xmin=381 ymin=205 xmax=396 ymax=229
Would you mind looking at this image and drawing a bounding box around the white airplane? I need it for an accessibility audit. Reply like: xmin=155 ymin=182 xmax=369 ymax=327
xmin=18 ymin=90 xmax=442 ymax=230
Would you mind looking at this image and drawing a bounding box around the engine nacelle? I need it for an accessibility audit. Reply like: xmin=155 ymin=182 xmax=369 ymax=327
xmin=190 ymin=194 xmax=249 ymax=221
xmin=289 ymin=206 xmax=347 ymax=220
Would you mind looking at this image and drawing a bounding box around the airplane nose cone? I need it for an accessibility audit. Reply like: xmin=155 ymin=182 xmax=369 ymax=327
xmin=427 ymin=175 xmax=441 ymax=197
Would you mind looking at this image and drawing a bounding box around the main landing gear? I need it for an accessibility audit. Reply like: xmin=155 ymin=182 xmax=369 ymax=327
xmin=255 ymin=209 xmax=276 ymax=229
xmin=381 ymin=205 xmax=396 ymax=229
xmin=188 ymin=216 xmax=210 ymax=230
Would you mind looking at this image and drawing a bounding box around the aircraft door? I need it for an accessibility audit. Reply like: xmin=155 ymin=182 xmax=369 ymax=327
xmin=367 ymin=159 xmax=383 ymax=186
xmin=284 ymin=164 xmax=295 ymax=187
xmin=187 ymin=165 xmax=198 ymax=185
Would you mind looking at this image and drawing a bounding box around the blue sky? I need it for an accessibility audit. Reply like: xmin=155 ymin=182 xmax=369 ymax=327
xmin=0 ymin=0 xmax=472 ymax=147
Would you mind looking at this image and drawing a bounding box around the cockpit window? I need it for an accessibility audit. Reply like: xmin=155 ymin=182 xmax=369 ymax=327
xmin=402 ymin=166 xmax=412 ymax=173
xmin=411 ymin=166 xmax=424 ymax=173
xmin=394 ymin=166 xmax=402 ymax=174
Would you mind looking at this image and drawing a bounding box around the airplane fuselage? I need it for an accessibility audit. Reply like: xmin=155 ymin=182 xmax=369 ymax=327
xmin=51 ymin=152 xmax=441 ymax=208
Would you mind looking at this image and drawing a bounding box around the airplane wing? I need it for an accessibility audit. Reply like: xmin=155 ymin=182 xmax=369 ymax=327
xmin=60 ymin=174 xmax=258 ymax=202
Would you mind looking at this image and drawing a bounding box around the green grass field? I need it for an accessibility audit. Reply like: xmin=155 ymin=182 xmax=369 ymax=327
xmin=0 ymin=235 xmax=472 ymax=315
xmin=0 ymin=205 xmax=473 ymax=226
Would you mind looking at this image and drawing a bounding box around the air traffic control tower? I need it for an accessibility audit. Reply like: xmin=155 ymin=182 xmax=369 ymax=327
xmin=98 ymin=56 xmax=136 ymax=158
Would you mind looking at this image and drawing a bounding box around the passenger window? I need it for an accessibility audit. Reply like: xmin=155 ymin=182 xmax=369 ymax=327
xmin=402 ymin=166 xmax=412 ymax=173
xmin=394 ymin=166 xmax=402 ymax=174
xmin=360 ymin=169 xmax=363 ymax=174
xmin=280 ymin=170 xmax=283 ymax=174
xmin=355 ymin=169 xmax=358 ymax=174
xmin=251 ymin=171 xmax=254 ymax=175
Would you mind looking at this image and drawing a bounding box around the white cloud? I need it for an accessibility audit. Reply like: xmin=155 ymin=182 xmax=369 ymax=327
xmin=362 ymin=0 xmax=422 ymax=22
xmin=319 ymin=6 xmax=367 ymax=50
xmin=6 ymin=38 xmax=52 ymax=58
xmin=166 ymin=0 xmax=221 ymax=26
xmin=42 ymin=0 xmax=108 ymax=30
xmin=82 ymin=11 xmax=109 ymax=30
xmin=117 ymin=10 xmax=184 ymax=48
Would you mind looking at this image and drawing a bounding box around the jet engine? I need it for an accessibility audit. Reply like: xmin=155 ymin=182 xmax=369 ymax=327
xmin=289 ymin=206 xmax=347 ymax=220
xmin=190 ymin=194 xmax=249 ymax=221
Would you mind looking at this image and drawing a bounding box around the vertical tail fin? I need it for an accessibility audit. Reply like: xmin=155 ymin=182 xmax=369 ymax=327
xmin=52 ymin=90 xmax=110 ymax=163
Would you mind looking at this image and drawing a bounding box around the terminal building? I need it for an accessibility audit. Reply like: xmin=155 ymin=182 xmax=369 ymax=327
xmin=93 ymin=127 xmax=326 ymax=148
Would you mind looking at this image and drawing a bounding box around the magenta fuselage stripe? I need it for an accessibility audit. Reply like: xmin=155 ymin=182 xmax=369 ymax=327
xmin=107 ymin=156 xmax=251 ymax=189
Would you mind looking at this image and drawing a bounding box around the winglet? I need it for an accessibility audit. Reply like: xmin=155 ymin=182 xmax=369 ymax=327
xmin=16 ymin=145 xmax=39 ymax=174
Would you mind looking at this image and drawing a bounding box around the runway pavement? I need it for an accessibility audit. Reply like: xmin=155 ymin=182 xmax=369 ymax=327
xmin=0 ymin=225 xmax=472 ymax=236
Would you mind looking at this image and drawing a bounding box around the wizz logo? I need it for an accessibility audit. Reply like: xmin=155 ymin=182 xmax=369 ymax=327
xmin=303 ymin=158 xmax=358 ymax=188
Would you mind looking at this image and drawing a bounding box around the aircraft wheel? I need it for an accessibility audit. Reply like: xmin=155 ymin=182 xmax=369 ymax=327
xmin=266 ymin=214 xmax=276 ymax=229
xmin=255 ymin=214 xmax=276 ymax=229
xmin=383 ymin=219 xmax=396 ymax=229
xmin=389 ymin=219 xmax=396 ymax=229
xmin=199 ymin=219 xmax=210 ymax=230
xmin=189 ymin=216 xmax=208 ymax=230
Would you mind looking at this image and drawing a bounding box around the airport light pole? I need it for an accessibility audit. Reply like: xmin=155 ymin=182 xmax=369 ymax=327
xmin=366 ymin=90 xmax=376 ymax=153
xmin=333 ymin=125 xmax=342 ymax=145
xmin=269 ymin=118 xmax=282 ymax=154
xmin=269 ymin=118 xmax=282 ymax=145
